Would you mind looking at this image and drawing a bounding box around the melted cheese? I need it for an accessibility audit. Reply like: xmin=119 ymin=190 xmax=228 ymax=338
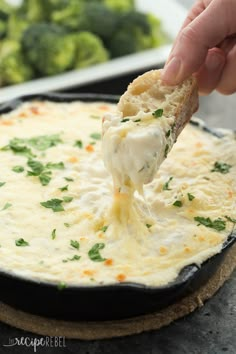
xmin=0 ymin=101 xmax=235 ymax=287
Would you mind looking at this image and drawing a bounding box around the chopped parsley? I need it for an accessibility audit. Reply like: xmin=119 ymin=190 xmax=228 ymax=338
xmin=163 ymin=176 xmax=173 ymax=191
xmin=27 ymin=134 xmax=62 ymax=151
xmin=88 ymin=243 xmax=106 ymax=262
xmin=100 ymin=225 xmax=108 ymax=233
xmin=173 ymin=200 xmax=182 ymax=207
xmin=166 ymin=130 xmax=171 ymax=138
xmin=64 ymin=223 xmax=70 ymax=228
xmin=121 ymin=118 xmax=130 ymax=123
xmin=134 ymin=119 xmax=141 ymax=122
xmin=146 ymin=224 xmax=152 ymax=228
xmin=64 ymin=177 xmax=74 ymax=182
xmin=194 ymin=216 xmax=226 ymax=231
xmin=63 ymin=196 xmax=73 ymax=203
xmin=40 ymin=199 xmax=64 ymax=212
xmin=51 ymin=229 xmax=56 ymax=240
xmin=59 ymin=185 xmax=68 ymax=192
xmin=27 ymin=159 xmax=52 ymax=186
xmin=90 ymin=133 xmax=101 ymax=140
xmin=70 ymin=240 xmax=80 ymax=249
xmin=225 ymin=215 xmax=236 ymax=224
xmin=39 ymin=173 xmax=52 ymax=186
xmin=1 ymin=202 xmax=12 ymax=211
xmin=15 ymin=238 xmax=29 ymax=247
xmin=63 ymin=255 xmax=81 ymax=263
xmin=1 ymin=138 xmax=35 ymax=158
xmin=211 ymin=161 xmax=232 ymax=174
xmin=12 ymin=165 xmax=24 ymax=173
xmin=74 ymin=140 xmax=83 ymax=149
xmin=57 ymin=281 xmax=67 ymax=290
xmin=0 ymin=182 xmax=6 ymax=187
xmin=187 ymin=193 xmax=195 ymax=201
xmin=46 ymin=162 xmax=64 ymax=170
xmin=152 ymin=109 xmax=163 ymax=118
xmin=90 ymin=115 xmax=100 ymax=119
xmin=164 ymin=144 xmax=169 ymax=158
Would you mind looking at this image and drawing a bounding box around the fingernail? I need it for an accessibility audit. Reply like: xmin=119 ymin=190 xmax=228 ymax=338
xmin=205 ymin=52 xmax=225 ymax=71
xmin=161 ymin=57 xmax=182 ymax=84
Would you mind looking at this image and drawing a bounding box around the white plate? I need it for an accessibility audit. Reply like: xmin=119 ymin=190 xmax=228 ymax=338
xmin=0 ymin=0 xmax=187 ymax=103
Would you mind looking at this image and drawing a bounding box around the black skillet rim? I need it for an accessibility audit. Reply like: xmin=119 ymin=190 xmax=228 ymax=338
xmin=0 ymin=92 xmax=235 ymax=295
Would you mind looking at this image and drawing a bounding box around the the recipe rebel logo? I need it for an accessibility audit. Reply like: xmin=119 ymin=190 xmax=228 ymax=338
xmin=3 ymin=336 xmax=66 ymax=352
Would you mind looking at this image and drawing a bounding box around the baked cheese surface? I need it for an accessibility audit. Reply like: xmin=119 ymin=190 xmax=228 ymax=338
xmin=0 ymin=100 xmax=235 ymax=287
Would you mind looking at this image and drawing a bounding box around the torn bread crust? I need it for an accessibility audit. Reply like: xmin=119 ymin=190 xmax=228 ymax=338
xmin=102 ymin=69 xmax=199 ymax=193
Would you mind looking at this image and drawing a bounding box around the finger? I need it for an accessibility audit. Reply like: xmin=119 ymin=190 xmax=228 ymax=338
xmin=166 ymin=0 xmax=207 ymax=64
xmin=195 ymin=48 xmax=226 ymax=95
xmin=217 ymin=44 xmax=236 ymax=95
xmin=161 ymin=0 xmax=236 ymax=85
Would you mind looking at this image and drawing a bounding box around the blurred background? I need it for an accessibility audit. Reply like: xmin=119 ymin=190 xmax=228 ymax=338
xmin=0 ymin=0 xmax=235 ymax=129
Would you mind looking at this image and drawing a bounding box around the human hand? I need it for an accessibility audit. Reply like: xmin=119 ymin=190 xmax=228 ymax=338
xmin=161 ymin=0 xmax=236 ymax=95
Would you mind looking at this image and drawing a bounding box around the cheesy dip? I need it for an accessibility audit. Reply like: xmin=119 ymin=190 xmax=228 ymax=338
xmin=0 ymin=100 xmax=235 ymax=287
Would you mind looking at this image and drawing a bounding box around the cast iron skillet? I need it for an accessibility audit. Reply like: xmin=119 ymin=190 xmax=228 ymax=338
xmin=0 ymin=93 xmax=235 ymax=321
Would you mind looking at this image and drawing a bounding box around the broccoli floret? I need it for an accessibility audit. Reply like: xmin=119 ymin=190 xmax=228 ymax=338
xmin=19 ymin=0 xmax=49 ymax=22
xmin=147 ymin=13 xmax=169 ymax=47
xmin=22 ymin=23 xmax=76 ymax=76
xmin=0 ymin=40 xmax=33 ymax=86
xmin=7 ymin=11 xmax=31 ymax=40
xmin=108 ymin=11 xmax=167 ymax=58
xmin=71 ymin=31 xmax=109 ymax=69
xmin=51 ymin=1 xmax=119 ymax=40
xmin=102 ymin=0 xmax=135 ymax=13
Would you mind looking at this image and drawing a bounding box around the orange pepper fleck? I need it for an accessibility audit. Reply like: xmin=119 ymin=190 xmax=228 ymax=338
xmin=228 ymin=191 xmax=233 ymax=198
xmin=195 ymin=142 xmax=203 ymax=148
xmin=68 ymin=156 xmax=78 ymax=163
xmin=184 ymin=246 xmax=191 ymax=253
xmin=19 ymin=112 xmax=27 ymax=118
xmin=159 ymin=246 xmax=168 ymax=255
xmin=116 ymin=273 xmax=126 ymax=282
xmin=85 ymin=144 xmax=94 ymax=152
xmin=83 ymin=270 xmax=94 ymax=276
xmin=30 ymin=106 xmax=39 ymax=115
xmin=1 ymin=120 xmax=13 ymax=126
xmin=104 ymin=259 xmax=113 ymax=266
xmin=198 ymin=235 xmax=205 ymax=241
xmin=99 ymin=105 xmax=109 ymax=111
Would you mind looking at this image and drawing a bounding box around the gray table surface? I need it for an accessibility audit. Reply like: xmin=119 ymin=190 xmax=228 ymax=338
xmin=0 ymin=1 xmax=235 ymax=353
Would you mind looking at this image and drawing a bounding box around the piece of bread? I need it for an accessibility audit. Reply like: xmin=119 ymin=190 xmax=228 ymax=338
xmin=118 ymin=69 xmax=199 ymax=137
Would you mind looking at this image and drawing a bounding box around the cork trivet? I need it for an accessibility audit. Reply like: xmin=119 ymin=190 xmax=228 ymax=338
xmin=0 ymin=244 xmax=235 ymax=340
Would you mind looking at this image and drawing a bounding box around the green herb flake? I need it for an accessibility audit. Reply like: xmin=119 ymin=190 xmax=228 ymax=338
xmin=100 ymin=225 xmax=108 ymax=233
xmin=27 ymin=159 xmax=44 ymax=176
xmin=2 ymin=138 xmax=35 ymax=158
xmin=88 ymin=243 xmax=106 ymax=262
xmin=70 ymin=240 xmax=80 ymax=250
xmin=225 ymin=215 xmax=236 ymax=224
xmin=90 ymin=115 xmax=100 ymax=119
xmin=187 ymin=193 xmax=195 ymax=201
xmin=164 ymin=144 xmax=169 ymax=158
xmin=46 ymin=162 xmax=64 ymax=170
xmin=51 ymin=229 xmax=56 ymax=240
xmin=15 ymin=238 xmax=29 ymax=247
xmin=166 ymin=130 xmax=171 ymax=138
xmin=152 ymin=109 xmax=163 ymax=118
xmin=40 ymin=199 xmax=64 ymax=212
xmin=0 ymin=182 xmax=6 ymax=187
xmin=146 ymin=224 xmax=152 ymax=228
xmin=74 ymin=140 xmax=83 ymax=149
xmin=63 ymin=196 xmax=73 ymax=203
xmin=173 ymin=200 xmax=183 ymax=207
xmin=134 ymin=119 xmax=141 ymax=122
xmin=59 ymin=185 xmax=68 ymax=192
xmin=121 ymin=118 xmax=130 ymax=123
xmin=63 ymin=255 xmax=81 ymax=263
xmin=28 ymin=134 xmax=62 ymax=151
xmin=90 ymin=133 xmax=101 ymax=140
xmin=194 ymin=216 xmax=226 ymax=231
xmin=64 ymin=223 xmax=70 ymax=228
xmin=1 ymin=202 xmax=12 ymax=211
xmin=39 ymin=173 xmax=52 ymax=186
xmin=163 ymin=176 xmax=173 ymax=191
xmin=12 ymin=165 xmax=24 ymax=173
xmin=57 ymin=281 xmax=67 ymax=290
xmin=64 ymin=177 xmax=74 ymax=182
xmin=211 ymin=161 xmax=232 ymax=174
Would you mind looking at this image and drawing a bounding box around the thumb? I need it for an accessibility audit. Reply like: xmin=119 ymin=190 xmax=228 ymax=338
xmin=161 ymin=0 xmax=236 ymax=85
